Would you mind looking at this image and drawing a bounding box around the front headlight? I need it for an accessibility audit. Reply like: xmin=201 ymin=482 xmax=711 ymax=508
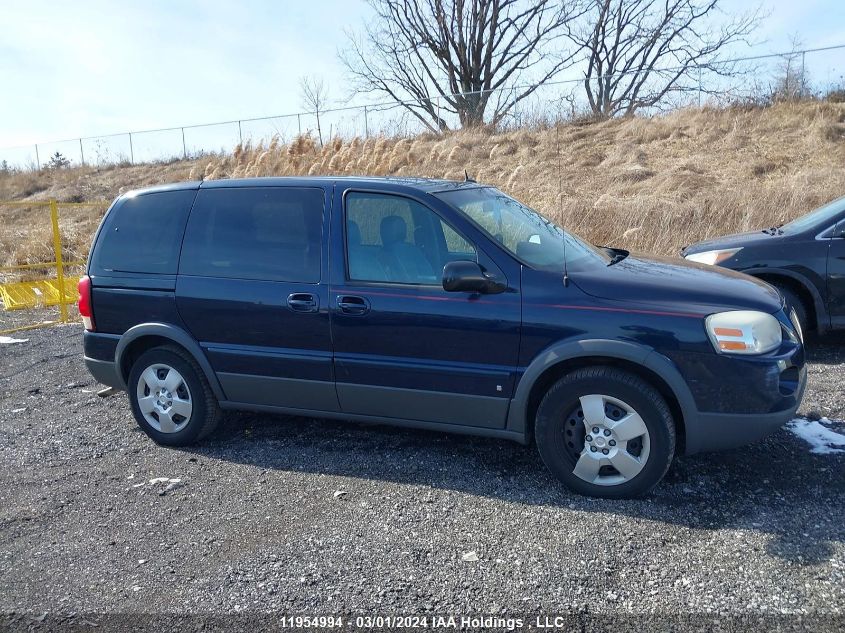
xmin=684 ymin=247 xmax=742 ymax=265
xmin=705 ymin=310 xmax=782 ymax=355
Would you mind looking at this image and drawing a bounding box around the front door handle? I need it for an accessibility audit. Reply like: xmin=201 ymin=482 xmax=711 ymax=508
xmin=287 ymin=293 xmax=319 ymax=313
xmin=336 ymin=295 xmax=370 ymax=315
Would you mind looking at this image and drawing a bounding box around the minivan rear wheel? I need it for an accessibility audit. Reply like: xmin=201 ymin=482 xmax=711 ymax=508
xmin=534 ymin=366 xmax=675 ymax=498
xmin=127 ymin=346 xmax=221 ymax=446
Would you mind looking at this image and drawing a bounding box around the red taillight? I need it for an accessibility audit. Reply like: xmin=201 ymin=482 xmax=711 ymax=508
xmin=78 ymin=275 xmax=95 ymax=331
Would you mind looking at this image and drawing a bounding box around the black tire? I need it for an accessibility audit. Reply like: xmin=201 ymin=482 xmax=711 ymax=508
xmin=127 ymin=345 xmax=221 ymax=446
xmin=534 ymin=366 xmax=675 ymax=499
xmin=774 ymin=284 xmax=809 ymax=335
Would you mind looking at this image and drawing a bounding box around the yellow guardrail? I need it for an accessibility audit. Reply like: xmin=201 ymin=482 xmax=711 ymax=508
xmin=0 ymin=276 xmax=81 ymax=309
xmin=0 ymin=198 xmax=109 ymax=334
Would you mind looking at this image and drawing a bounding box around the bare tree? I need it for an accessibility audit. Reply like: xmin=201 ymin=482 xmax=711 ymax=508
xmin=569 ymin=0 xmax=762 ymax=117
xmin=771 ymin=35 xmax=811 ymax=102
xmin=299 ymin=76 xmax=330 ymax=146
xmin=340 ymin=0 xmax=584 ymax=131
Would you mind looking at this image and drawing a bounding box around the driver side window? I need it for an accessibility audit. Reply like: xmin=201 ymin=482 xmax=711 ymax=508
xmin=345 ymin=192 xmax=476 ymax=285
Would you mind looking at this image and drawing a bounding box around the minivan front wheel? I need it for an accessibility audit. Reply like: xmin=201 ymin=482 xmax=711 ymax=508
xmin=128 ymin=346 xmax=221 ymax=446
xmin=535 ymin=367 xmax=675 ymax=498
xmin=773 ymin=284 xmax=809 ymax=336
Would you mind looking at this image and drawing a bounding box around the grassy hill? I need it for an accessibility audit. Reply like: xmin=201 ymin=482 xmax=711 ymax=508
xmin=2 ymin=101 xmax=844 ymax=272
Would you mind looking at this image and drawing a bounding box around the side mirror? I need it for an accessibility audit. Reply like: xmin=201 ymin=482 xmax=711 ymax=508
xmin=442 ymin=260 xmax=506 ymax=294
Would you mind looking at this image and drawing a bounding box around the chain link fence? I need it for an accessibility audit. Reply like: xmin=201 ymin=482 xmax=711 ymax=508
xmin=1 ymin=44 xmax=842 ymax=172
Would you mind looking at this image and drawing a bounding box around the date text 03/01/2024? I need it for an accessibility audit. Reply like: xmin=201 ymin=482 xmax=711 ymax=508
xmin=275 ymin=615 xmax=580 ymax=629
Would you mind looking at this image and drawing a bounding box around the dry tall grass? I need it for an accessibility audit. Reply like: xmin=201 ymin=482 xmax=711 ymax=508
xmin=1 ymin=102 xmax=844 ymax=273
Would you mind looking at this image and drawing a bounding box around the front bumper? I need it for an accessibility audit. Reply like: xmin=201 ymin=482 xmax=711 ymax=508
xmin=684 ymin=365 xmax=806 ymax=454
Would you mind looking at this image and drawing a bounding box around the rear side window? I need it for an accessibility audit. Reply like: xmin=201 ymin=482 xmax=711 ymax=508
xmin=94 ymin=190 xmax=195 ymax=274
xmin=179 ymin=187 xmax=323 ymax=283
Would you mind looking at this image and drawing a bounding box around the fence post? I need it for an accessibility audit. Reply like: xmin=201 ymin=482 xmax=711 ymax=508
xmin=364 ymin=106 xmax=369 ymax=138
xmin=801 ymin=52 xmax=806 ymax=97
xmin=182 ymin=128 xmax=187 ymax=159
xmin=49 ymin=199 xmax=68 ymax=323
xmin=79 ymin=139 xmax=85 ymax=166
xmin=35 ymin=144 xmax=41 ymax=170
xmin=297 ymin=114 xmax=302 ymax=136
xmin=128 ymin=133 xmax=135 ymax=164
xmin=238 ymin=120 xmax=243 ymax=145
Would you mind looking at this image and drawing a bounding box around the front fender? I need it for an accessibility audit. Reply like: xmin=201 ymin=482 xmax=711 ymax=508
xmin=114 ymin=323 xmax=226 ymax=400
xmin=741 ymin=266 xmax=828 ymax=332
xmin=506 ymin=338 xmax=698 ymax=443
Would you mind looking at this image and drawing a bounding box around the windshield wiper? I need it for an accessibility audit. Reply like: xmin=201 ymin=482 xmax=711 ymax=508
xmin=762 ymin=224 xmax=784 ymax=235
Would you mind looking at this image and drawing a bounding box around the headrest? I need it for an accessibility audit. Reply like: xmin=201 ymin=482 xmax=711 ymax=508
xmin=380 ymin=215 xmax=407 ymax=246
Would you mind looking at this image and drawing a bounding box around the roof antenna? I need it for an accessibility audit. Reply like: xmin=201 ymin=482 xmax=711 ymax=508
xmin=464 ymin=169 xmax=475 ymax=183
xmin=556 ymin=120 xmax=569 ymax=287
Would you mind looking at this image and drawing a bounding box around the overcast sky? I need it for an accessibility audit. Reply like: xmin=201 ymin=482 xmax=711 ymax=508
xmin=0 ymin=0 xmax=843 ymax=152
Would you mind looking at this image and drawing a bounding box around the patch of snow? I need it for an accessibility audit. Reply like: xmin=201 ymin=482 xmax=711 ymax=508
xmin=788 ymin=417 xmax=845 ymax=455
xmin=0 ymin=336 xmax=28 ymax=344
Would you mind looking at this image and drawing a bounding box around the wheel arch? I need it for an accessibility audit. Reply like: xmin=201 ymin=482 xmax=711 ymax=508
xmin=114 ymin=323 xmax=226 ymax=400
xmin=507 ymin=340 xmax=697 ymax=454
xmin=743 ymin=267 xmax=827 ymax=332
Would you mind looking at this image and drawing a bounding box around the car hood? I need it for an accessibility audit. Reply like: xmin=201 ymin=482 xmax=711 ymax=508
xmin=574 ymin=252 xmax=783 ymax=315
xmin=682 ymin=229 xmax=780 ymax=255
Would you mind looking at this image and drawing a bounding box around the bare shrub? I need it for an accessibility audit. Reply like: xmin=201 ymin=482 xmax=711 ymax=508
xmin=1 ymin=102 xmax=844 ymax=274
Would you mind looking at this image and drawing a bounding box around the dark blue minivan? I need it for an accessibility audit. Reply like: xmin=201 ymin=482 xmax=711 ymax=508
xmin=81 ymin=177 xmax=806 ymax=498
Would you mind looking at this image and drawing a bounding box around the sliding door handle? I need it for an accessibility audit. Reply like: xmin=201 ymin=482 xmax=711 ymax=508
xmin=287 ymin=293 xmax=319 ymax=313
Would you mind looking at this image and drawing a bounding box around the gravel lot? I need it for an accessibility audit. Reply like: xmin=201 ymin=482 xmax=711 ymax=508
xmin=1 ymin=309 xmax=843 ymax=630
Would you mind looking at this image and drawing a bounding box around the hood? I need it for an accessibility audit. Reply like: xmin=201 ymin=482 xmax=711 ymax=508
xmin=682 ymin=229 xmax=781 ymax=255
xmin=574 ymin=252 xmax=783 ymax=315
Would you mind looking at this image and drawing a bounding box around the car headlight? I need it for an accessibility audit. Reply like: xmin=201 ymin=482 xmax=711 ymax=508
xmin=684 ymin=247 xmax=742 ymax=265
xmin=705 ymin=310 xmax=782 ymax=355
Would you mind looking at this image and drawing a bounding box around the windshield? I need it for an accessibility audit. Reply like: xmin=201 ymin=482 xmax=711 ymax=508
xmin=782 ymin=196 xmax=845 ymax=234
xmin=435 ymin=187 xmax=609 ymax=272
